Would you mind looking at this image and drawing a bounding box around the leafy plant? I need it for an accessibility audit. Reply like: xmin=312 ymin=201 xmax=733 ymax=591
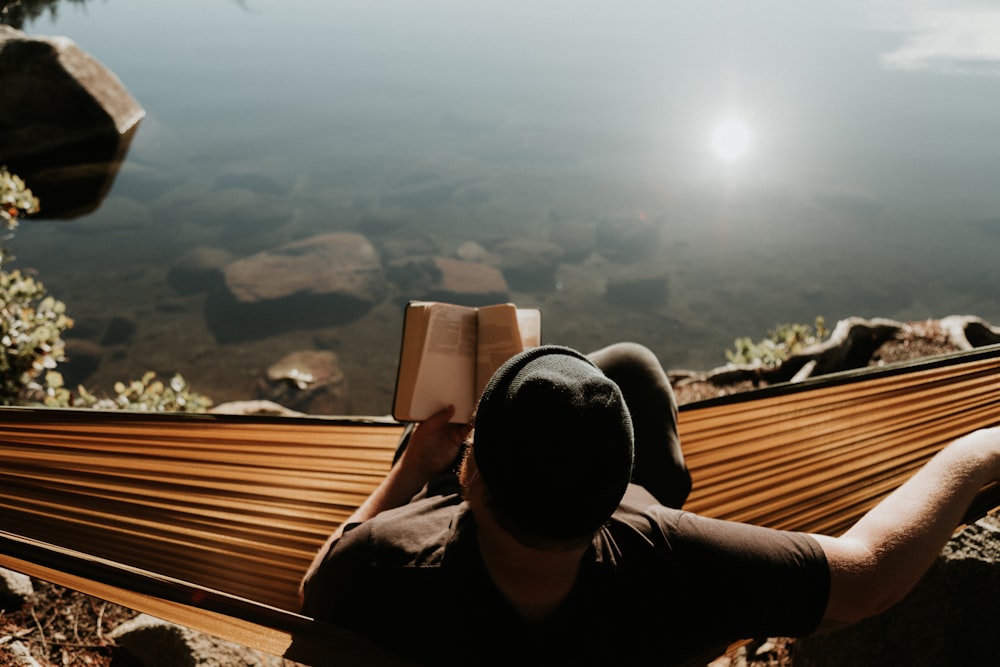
xmin=0 ymin=168 xmax=70 ymax=405
xmin=0 ymin=166 xmax=212 ymax=411
xmin=1 ymin=165 xmax=40 ymax=231
xmin=726 ymin=317 xmax=828 ymax=368
xmin=0 ymin=267 xmax=74 ymax=405
xmin=74 ymin=371 xmax=213 ymax=412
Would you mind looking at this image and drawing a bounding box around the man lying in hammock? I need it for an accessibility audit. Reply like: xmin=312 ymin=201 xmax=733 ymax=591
xmin=300 ymin=342 xmax=1000 ymax=666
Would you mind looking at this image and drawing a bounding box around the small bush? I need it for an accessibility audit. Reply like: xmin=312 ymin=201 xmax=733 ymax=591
xmin=74 ymin=371 xmax=213 ymax=412
xmin=726 ymin=317 xmax=828 ymax=368
xmin=1 ymin=166 xmax=40 ymax=230
xmin=0 ymin=166 xmax=212 ymax=411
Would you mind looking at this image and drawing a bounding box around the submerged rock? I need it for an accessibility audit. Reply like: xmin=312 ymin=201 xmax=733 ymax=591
xmin=385 ymin=255 xmax=509 ymax=306
xmin=492 ymin=238 xmax=564 ymax=292
xmin=605 ymin=270 xmax=670 ymax=308
xmin=207 ymin=232 xmax=386 ymax=342
xmin=258 ymin=349 xmax=350 ymax=415
xmin=595 ymin=213 xmax=663 ymax=262
xmin=166 ymin=246 xmax=233 ymax=296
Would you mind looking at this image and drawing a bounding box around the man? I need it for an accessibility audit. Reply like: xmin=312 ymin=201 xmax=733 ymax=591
xmin=301 ymin=343 xmax=1000 ymax=666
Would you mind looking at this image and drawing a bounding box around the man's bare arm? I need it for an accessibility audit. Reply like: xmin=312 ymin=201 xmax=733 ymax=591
xmin=814 ymin=426 xmax=1000 ymax=625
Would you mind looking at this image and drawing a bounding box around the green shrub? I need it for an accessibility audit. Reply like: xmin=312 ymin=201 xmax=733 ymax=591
xmin=0 ymin=168 xmax=70 ymax=405
xmin=74 ymin=371 xmax=212 ymax=412
xmin=1 ymin=166 xmax=212 ymax=411
xmin=726 ymin=317 xmax=828 ymax=368
xmin=1 ymin=166 xmax=40 ymax=230
xmin=0 ymin=266 xmax=74 ymax=405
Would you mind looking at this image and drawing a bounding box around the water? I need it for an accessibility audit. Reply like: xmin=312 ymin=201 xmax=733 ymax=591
xmin=7 ymin=0 xmax=1000 ymax=414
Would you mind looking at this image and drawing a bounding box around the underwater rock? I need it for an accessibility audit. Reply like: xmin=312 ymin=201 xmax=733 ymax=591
xmin=99 ymin=316 xmax=137 ymax=346
xmin=258 ymin=349 xmax=350 ymax=415
xmin=455 ymin=240 xmax=497 ymax=264
xmin=604 ymin=271 xmax=670 ymax=308
xmin=166 ymin=246 xmax=233 ymax=296
xmin=595 ymin=214 xmax=663 ymax=262
xmin=386 ymin=255 xmax=509 ymax=306
xmin=213 ymin=171 xmax=288 ymax=196
xmin=60 ymin=338 xmax=103 ymax=387
xmin=207 ymin=233 xmax=385 ymax=342
xmin=0 ymin=26 xmax=144 ymax=219
xmin=549 ymin=220 xmax=598 ymax=263
xmin=492 ymin=238 xmax=564 ymax=292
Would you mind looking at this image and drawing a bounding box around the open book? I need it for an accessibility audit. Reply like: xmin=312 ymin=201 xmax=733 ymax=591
xmin=392 ymin=301 xmax=541 ymax=423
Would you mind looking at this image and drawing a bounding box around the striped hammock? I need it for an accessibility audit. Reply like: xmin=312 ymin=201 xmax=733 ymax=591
xmin=2 ymin=344 xmax=1000 ymax=664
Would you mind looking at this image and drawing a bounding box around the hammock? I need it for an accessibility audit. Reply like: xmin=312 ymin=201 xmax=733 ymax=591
xmin=2 ymin=345 xmax=1000 ymax=664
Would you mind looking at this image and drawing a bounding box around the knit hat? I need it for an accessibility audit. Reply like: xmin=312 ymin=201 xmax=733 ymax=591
xmin=472 ymin=345 xmax=634 ymax=540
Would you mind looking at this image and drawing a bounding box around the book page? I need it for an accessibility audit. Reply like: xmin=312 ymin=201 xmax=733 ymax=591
xmin=475 ymin=303 xmax=528 ymax=400
xmin=399 ymin=304 xmax=478 ymax=423
xmin=516 ymin=308 xmax=541 ymax=347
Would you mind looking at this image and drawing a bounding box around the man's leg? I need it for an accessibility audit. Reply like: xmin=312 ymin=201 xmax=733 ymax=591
xmin=588 ymin=342 xmax=691 ymax=508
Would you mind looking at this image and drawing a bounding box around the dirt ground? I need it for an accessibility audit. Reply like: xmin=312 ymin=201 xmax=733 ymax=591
xmin=0 ymin=322 xmax=961 ymax=667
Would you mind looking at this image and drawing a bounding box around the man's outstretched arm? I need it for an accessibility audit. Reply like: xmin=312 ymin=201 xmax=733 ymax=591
xmin=815 ymin=426 xmax=1000 ymax=626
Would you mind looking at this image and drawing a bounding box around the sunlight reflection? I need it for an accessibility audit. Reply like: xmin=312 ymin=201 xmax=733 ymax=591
xmin=710 ymin=117 xmax=752 ymax=163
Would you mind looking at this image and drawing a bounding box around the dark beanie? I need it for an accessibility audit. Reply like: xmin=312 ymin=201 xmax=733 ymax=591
xmin=473 ymin=345 xmax=635 ymax=540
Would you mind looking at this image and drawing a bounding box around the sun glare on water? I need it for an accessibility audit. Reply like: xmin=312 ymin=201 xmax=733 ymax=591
xmin=710 ymin=118 xmax=752 ymax=163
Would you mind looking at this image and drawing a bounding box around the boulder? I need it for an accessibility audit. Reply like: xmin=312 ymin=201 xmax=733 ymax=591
xmin=0 ymin=26 xmax=144 ymax=218
xmin=258 ymin=349 xmax=350 ymax=415
xmin=386 ymin=255 xmax=509 ymax=306
xmin=206 ymin=232 xmax=386 ymax=342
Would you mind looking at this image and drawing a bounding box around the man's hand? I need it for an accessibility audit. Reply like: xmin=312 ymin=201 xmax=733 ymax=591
xmin=311 ymin=406 xmax=472 ymax=547
xmin=398 ymin=405 xmax=472 ymax=480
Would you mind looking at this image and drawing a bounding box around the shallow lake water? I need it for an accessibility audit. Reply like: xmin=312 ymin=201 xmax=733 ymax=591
xmin=6 ymin=0 xmax=1000 ymax=414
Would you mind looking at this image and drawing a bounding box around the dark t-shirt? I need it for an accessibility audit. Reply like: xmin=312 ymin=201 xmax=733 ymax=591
xmin=301 ymin=484 xmax=829 ymax=666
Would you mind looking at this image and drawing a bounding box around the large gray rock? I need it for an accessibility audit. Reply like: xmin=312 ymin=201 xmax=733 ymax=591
xmin=206 ymin=232 xmax=386 ymax=341
xmin=795 ymin=514 xmax=1000 ymax=666
xmin=0 ymin=26 xmax=144 ymax=218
